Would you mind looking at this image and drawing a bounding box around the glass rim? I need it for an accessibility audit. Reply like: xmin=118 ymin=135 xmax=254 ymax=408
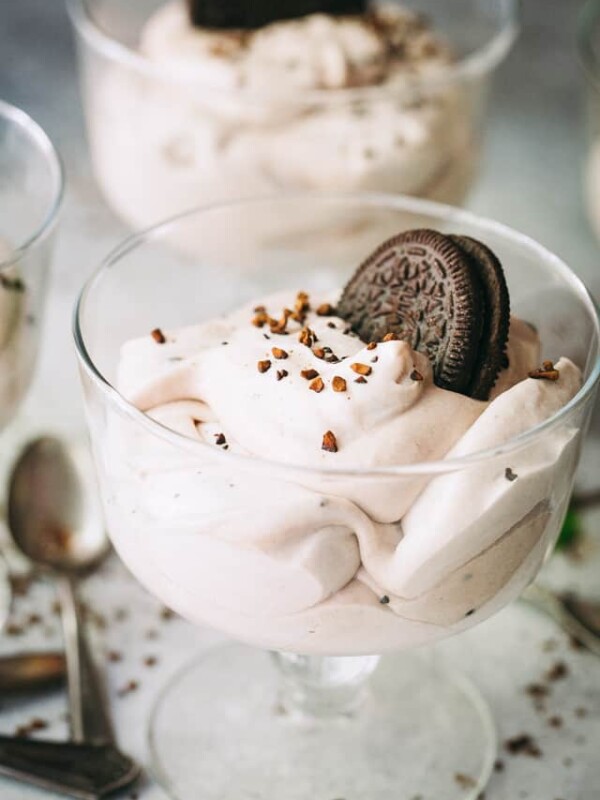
xmin=66 ymin=0 xmax=519 ymax=104
xmin=73 ymin=191 xmax=600 ymax=479
xmin=0 ymin=99 xmax=64 ymax=272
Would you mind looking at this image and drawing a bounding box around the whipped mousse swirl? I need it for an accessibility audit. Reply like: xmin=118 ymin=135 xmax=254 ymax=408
xmin=108 ymin=290 xmax=581 ymax=654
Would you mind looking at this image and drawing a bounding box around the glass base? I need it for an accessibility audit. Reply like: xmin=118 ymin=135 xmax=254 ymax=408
xmin=149 ymin=644 xmax=496 ymax=800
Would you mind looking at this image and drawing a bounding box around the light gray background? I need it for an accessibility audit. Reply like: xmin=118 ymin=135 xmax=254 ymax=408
xmin=0 ymin=2 xmax=600 ymax=799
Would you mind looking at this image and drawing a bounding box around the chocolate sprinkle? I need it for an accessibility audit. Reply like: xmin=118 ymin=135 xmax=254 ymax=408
xmin=151 ymin=328 xmax=166 ymax=344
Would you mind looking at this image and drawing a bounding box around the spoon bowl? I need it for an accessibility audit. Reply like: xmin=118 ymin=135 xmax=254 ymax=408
xmin=8 ymin=437 xmax=108 ymax=574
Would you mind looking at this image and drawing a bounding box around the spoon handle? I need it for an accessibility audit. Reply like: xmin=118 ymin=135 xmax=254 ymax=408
xmin=58 ymin=575 xmax=115 ymax=745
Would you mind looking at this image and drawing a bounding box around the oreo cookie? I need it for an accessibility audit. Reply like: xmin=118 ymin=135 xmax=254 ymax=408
xmin=450 ymin=235 xmax=510 ymax=400
xmin=187 ymin=0 xmax=367 ymax=29
xmin=337 ymin=229 xmax=510 ymax=399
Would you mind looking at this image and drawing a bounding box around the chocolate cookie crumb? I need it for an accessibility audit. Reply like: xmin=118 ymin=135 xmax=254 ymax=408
xmin=301 ymin=369 xmax=319 ymax=380
xmin=505 ymin=467 xmax=518 ymax=482
xmin=322 ymin=431 xmax=338 ymax=453
xmin=545 ymin=661 xmax=569 ymax=682
xmin=309 ymin=377 xmax=325 ymax=393
xmin=257 ymin=359 xmax=271 ymax=373
xmin=505 ymin=734 xmax=542 ymax=758
xmin=316 ymin=303 xmax=334 ymax=316
xmin=351 ymin=362 xmax=372 ymax=376
xmin=454 ymin=773 xmax=476 ymax=789
xmin=380 ymin=595 xmax=390 ymax=605
xmin=117 ymin=680 xmax=139 ymax=698
xmin=410 ymin=369 xmax=423 ymax=382
xmin=332 ymin=376 xmax=347 ymax=392
xmin=276 ymin=369 xmax=289 ymax=381
xmin=272 ymin=347 xmax=288 ymax=360
xmin=151 ymin=328 xmax=166 ymax=344
xmin=528 ymin=361 xmax=560 ymax=381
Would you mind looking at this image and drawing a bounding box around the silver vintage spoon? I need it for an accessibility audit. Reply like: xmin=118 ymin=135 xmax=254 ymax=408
xmin=4 ymin=437 xmax=139 ymax=798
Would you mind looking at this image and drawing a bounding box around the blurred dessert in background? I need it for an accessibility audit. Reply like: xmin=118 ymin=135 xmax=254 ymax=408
xmin=72 ymin=0 xmax=516 ymax=231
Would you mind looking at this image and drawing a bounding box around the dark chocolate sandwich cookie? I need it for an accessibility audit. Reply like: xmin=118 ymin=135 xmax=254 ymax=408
xmin=337 ymin=228 xmax=510 ymax=398
xmin=187 ymin=0 xmax=367 ymax=29
xmin=450 ymin=235 xmax=510 ymax=400
xmin=337 ymin=229 xmax=486 ymax=394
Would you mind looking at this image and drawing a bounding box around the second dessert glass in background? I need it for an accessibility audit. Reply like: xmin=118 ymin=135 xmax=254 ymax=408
xmin=0 ymin=98 xmax=64 ymax=628
xmin=68 ymin=0 xmax=518 ymax=235
xmin=74 ymin=194 xmax=600 ymax=800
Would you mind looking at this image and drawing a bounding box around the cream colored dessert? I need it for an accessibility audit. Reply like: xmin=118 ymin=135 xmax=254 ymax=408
xmin=87 ymin=1 xmax=477 ymax=230
xmin=0 ymin=239 xmax=31 ymax=431
xmin=103 ymin=290 xmax=581 ymax=655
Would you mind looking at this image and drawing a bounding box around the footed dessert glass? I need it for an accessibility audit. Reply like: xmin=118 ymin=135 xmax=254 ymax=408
xmin=74 ymin=195 xmax=600 ymax=800
xmin=68 ymin=0 xmax=518 ymax=234
xmin=0 ymin=100 xmax=63 ymax=629
xmin=0 ymin=100 xmax=63 ymax=432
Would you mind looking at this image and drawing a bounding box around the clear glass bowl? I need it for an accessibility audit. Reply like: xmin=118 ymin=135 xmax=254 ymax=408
xmin=74 ymin=194 xmax=600 ymax=800
xmin=68 ymin=0 xmax=518 ymax=236
xmin=0 ymin=99 xmax=63 ymax=631
xmin=0 ymin=99 xmax=63 ymax=432
xmin=579 ymin=0 xmax=600 ymax=241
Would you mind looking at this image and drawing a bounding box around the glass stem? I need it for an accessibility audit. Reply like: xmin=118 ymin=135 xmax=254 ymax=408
xmin=272 ymin=652 xmax=380 ymax=718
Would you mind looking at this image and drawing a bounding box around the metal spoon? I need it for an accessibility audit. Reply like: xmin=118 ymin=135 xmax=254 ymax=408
xmin=5 ymin=437 xmax=139 ymax=798
xmin=0 ymin=652 xmax=66 ymax=695
xmin=522 ymin=583 xmax=600 ymax=657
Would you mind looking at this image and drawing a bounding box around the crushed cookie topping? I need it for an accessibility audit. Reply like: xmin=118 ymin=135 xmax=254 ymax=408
xmin=257 ymin=359 xmax=271 ymax=373
xmin=298 ymin=327 xmax=316 ymax=347
xmin=151 ymin=328 xmax=166 ymax=344
xmin=366 ymin=342 xmax=377 ymax=350
xmin=351 ymin=362 xmax=372 ymax=376
xmin=271 ymin=347 xmax=288 ymax=360
xmin=214 ymin=433 xmax=226 ymax=446
xmin=355 ymin=376 xmax=368 ymax=384
xmin=301 ymin=368 xmax=319 ymax=380
xmin=382 ymin=332 xmax=399 ymax=342
xmin=332 ymin=376 xmax=347 ymax=392
xmin=252 ymin=310 xmax=269 ymax=328
xmin=295 ymin=291 xmax=310 ymax=313
xmin=309 ymin=376 xmax=325 ymax=393
xmin=505 ymin=468 xmax=518 ymax=482
xmin=528 ymin=360 xmax=559 ymax=381
xmin=316 ymin=303 xmax=334 ymax=316
xmin=313 ymin=347 xmax=326 ymax=359
xmin=276 ymin=369 xmax=289 ymax=381
xmin=322 ymin=430 xmax=338 ymax=453
xmin=410 ymin=369 xmax=424 ymax=382
xmin=269 ymin=311 xmax=291 ymax=335
xmin=327 ymin=321 xmax=337 ymax=329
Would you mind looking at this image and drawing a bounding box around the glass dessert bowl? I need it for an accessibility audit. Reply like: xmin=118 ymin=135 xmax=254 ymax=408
xmin=74 ymin=194 xmax=600 ymax=800
xmin=0 ymin=99 xmax=63 ymax=630
xmin=0 ymin=99 xmax=63 ymax=433
xmin=68 ymin=0 xmax=517 ymax=235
